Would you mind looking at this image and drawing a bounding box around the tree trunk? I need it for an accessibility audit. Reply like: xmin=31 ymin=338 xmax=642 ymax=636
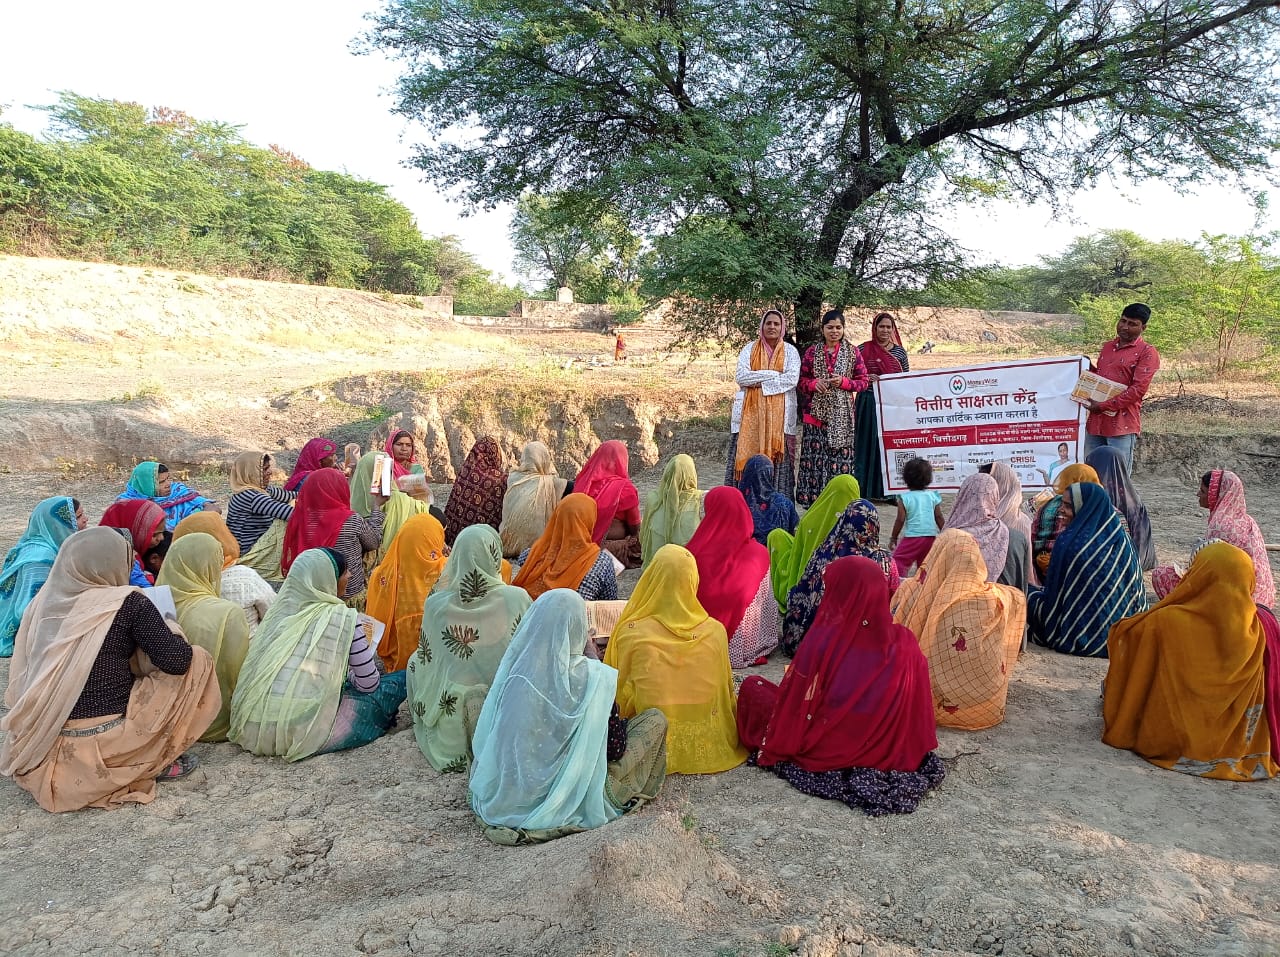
xmin=793 ymin=285 xmax=826 ymax=350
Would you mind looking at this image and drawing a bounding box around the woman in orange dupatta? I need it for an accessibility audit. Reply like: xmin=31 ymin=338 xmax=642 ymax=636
xmin=1104 ymin=541 xmax=1279 ymax=781
xmin=605 ymin=544 xmax=747 ymax=774
xmin=366 ymin=513 xmax=449 ymax=671
xmin=513 ymin=494 xmax=617 ymax=602
xmin=891 ymin=529 xmax=1027 ymax=730
xmin=726 ymin=309 xmax=801 ymax=499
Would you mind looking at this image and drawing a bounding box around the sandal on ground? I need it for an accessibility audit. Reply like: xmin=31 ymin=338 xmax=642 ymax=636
xmin=156 ymin=753 xmax=199 ymax=781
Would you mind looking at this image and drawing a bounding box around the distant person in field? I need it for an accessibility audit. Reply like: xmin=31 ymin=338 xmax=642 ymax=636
xmin=614 ymin=330 xmax=627 ymax=362
xmin=1079 ymin=303 xmax=1160 ymax=473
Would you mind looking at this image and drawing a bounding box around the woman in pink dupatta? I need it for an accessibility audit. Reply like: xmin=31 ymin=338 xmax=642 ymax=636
xmin=942 ymin=473 xmax=1010 ymax=583
xmin=1153 ymin=470 xmax=1276 ymax=606
xmin=854 ymin=313 xmax=909 ymax=499
xmin=285 ymin=438 xmax=338 ymax=492
xmin=575 ymin=440 xmax=642 ymax=568
xmin=385 ymin=429 xmax=422 ymax=480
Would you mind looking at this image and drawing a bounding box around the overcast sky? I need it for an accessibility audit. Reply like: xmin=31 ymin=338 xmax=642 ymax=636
xmin=1 ymin=0 xmax=1272 ymax=283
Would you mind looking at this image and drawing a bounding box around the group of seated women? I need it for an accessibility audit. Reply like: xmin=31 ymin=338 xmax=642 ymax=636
xmin=1 ymin=426 xmax=1276 ymax=831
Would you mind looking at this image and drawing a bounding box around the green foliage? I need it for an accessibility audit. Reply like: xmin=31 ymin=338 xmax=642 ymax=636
xmin=1076 ymin=232 xmax=1280 ymax=375
xmin=368 ymin=0 xmax=1280 ymax=344
xmin=510 ymin=192 xmax=647 ymax=303
xmin=0 ymin=92 xmax=503 ymax=299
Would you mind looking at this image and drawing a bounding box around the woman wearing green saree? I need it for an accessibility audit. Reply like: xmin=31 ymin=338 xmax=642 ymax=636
xmin=767 ymin=474 xmax=860 ymax=611
xmin=228 ymin=548 xmax=406 ymax=761
xmin=638 ymin=454 xmax=704 ymax=567
xmin=350 ymin=451 xmax=442 ymax=562
xmin=407 ymin=525 xmax=531 ymax=772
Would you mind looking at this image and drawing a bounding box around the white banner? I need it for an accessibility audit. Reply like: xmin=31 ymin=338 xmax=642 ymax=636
xmin=875 ymin=356 xmax=1088 ymax=493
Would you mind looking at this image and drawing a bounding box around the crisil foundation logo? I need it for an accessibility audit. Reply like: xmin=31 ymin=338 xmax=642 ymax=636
xmin=948 ymin=374 xmax=966 ymax=395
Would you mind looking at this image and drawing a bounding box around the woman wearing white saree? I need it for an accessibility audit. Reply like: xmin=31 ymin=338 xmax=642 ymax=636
xmin=408 ymin=525 xmax=531 ymax=772
xmin=469 ymin=589 xmax=668 ymax=845
xmin=228 ymin=548 xmax=406 ymax=761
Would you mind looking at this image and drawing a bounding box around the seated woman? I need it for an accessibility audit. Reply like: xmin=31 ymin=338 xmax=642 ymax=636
xmin=157 ymin=532 xmax=252 ymax=743
xmin=941 ymin=473 xmax=1009 ymax=583
xmin=1104 ymin=541 xmax=1278 ymax=781
xmin=1027 ymin=483 xmax=1147 ymax=658
xmin=1086 ymin=446 xmax=1155 ymax=572
xmin=686 ymin=486 xmax=778 ymax=668
xmin=284 ymin=437 xmax=338 ymax=492
xmin=979 ymin=462 xmax=1031 ymax=592
xmin=282 ymin=468 xmax=384 ymax=606
xmin=229 ymin=548 xmax=407 ymax=761
xmin=513 ymin=494 xmax=618 ymax=602
xmin=443 ymin=436 xmax=508 ymax=546
xmin=738 ymin=454 xmax=799 ymax=547
xmin=738 ymin=557 xmax=944 ymax=814
xmin=408 ymin=525 xmax=532 ymax=771
xmin=225 ymin=452 xmax=295 ymax=581
xmin=639 ymin=454 xmax=704 ymax=567
xmin=173 ymin=512 xmax=276 ymax=635
xmin=118 ymin=461 xmax=217 ymax=531
xmin=0 ymin=527 xmax=220 ymax=812
xmin=575 ymin=440 xmax=642 ymax=569
xmin=366 ymin=513 xmax=449 ymax=672
xmin=470 ymin=589 xmax=668 ymax=845
xmin=499 ymin=440 xmax=569 ymax=558
xmin=605 ymin=545 xmax=747 ymax=774
xmin=99 ymin=500 xmax=167 ymax=587
xmin=768 ymin=473 xmax=860 ymax=611
xmin=892 ymin=529 xmax=1027 ymax=730
xmin=1 ymin=496 xmax=84 ymax=657
xmin=1030 ymin=463 xmax=1105 ymax=577
xmin=350 ymin=451 xmax=435 ymax=562
xmin=385 ymin=428 xmax=425 ymax=479
xmin=781 ymin=499 xmax=898 ymax=657
xmin=1153 ymin=470 xmax=1275 ymax=607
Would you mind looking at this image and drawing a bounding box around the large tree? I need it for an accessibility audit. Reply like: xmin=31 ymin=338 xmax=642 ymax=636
xmin=367 ymin=0 xmax=1280 ymax=342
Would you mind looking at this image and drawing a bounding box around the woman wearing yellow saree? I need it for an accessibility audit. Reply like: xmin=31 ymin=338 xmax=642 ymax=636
xmin=173 ymin=512 xmax=276 ymax=635
xmin=366 ymin=513 xmax=449 ymax=672
xmin=407 ymin=525 xmax=531 ymax=772
xmin=638 ymin=454 xmax=703 ymax=567
xmin=605 ymin=544 xmax=747 ymax=774
xmin=1104 ymin=542 xmax=1279 ymax=781
xmin=157 ymin=532 xmax=251 ymax=742
xmin=891 ymin=529 xmax=1027 ymax=730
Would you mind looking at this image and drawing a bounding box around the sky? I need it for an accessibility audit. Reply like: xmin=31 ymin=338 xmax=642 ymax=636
xmin=1 ymin=0 xmax=1273 ymax=284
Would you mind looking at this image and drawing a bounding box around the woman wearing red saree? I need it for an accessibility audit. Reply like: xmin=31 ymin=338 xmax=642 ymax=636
xmin=736 ymin=556 xmax=944 ymax=814
xmin=854 ymin=312 xmax=909 ymax=500
xmin=574 ymin=440 xmax=642 ymax=569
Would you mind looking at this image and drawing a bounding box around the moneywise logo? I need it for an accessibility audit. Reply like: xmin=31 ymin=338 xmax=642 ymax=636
xmin=948 ymin=374 xmax=1000 ymax=395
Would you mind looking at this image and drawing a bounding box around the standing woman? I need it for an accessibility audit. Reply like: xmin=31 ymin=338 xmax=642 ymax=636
xmin=795 ymin=310 xmax=870 ymax=506
xmin=726 ymin=309 xmax=801 ymax=499
xmin=854 ymin=313 xmax=910 ymax=500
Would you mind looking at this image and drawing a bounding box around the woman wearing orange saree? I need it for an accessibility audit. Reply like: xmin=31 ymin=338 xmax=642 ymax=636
xmin=605 ymin=545 xmax=747 ymax=774
xmin=1104 ymin=541 xmax=1279 ymax=781
xmin=891 ymin=529 xmax=1027 ymax=730
xmin=726 ymin=309 xmax=801 ymax=499
xmin=365 ymin=513 xmax=449 ymax=671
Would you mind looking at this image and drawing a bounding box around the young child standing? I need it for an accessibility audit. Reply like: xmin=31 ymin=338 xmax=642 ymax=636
xmin=889 ymin=458 xmax=944 ymax=577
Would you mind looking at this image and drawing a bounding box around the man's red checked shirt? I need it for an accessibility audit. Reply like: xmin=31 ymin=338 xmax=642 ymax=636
xmin=1086 ymin=337 xmax=1161 ymax=437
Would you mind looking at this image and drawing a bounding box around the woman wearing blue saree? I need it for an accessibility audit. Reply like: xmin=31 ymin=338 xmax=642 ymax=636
xmin=0 ymin=497 xmax=85 ymax=656
xmin=737 ymin=455 xmax=799 ymax=547
xmin=118 ymin=461 xmax=218 ymax=530
xmin=469 ymin=589 xmax=668 ymax=845
xmin=1027 ymin=482 xmax=1147 ymax=658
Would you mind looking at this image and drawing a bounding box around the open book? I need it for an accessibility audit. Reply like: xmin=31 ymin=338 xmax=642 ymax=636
xmin=585 ymin=600 xmax=628 ymax=652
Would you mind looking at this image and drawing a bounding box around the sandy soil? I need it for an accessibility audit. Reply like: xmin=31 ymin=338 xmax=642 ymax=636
xmin=1 ymin=255 xmax=1278 ymax=956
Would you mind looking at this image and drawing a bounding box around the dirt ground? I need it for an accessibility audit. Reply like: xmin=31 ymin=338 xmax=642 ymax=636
xmin=1 ymin=256 xmax=1278 ymax=957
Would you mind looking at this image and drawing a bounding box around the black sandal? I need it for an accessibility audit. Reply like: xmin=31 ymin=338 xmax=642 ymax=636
xmin=156 ymin=753 xmax=199 ymax=781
